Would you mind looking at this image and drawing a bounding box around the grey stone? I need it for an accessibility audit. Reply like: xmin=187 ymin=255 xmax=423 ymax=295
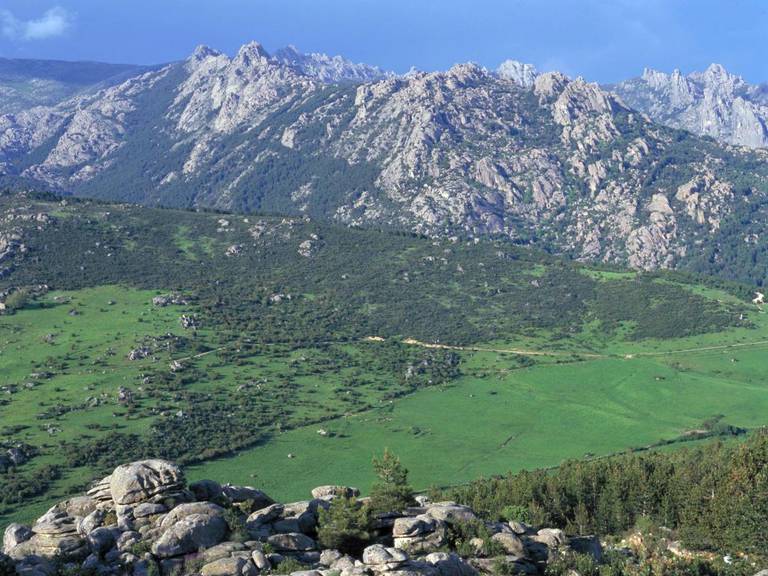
xmin=267 ymin=533 xmax=317 ymax=552
xmin=201 ymin=556 xmax=258 ymax=576
xmin=310 ymin=486 xmax=360 ymax=500
xmin=4 ymin=523 xmax=33 ymax=553
xmin=152 ymin=513 xmax=228 ymax=558
xmin=110 ymin=460 xmax=185 ymax=506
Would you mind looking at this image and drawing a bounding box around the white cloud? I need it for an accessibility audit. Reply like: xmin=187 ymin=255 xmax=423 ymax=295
xmin=0 ymin=6 xmax=73 ymax=41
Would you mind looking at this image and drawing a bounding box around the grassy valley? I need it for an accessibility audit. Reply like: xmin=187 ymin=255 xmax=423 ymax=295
xmin=0 ymin=191 xmax=765 ymax=530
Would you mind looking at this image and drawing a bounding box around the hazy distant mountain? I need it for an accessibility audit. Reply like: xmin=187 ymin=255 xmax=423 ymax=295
xmin=612 ymin=64 xmax=768 ymax=148
xmin=1 ymin=42 xmax=767 ymax=278
xmin=0 ymin=57 xmax=148 ymax=115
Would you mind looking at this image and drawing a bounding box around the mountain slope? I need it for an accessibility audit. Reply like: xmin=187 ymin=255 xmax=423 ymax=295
xmin=1 ymin=45 xmax=768 ymax=279
xmin=0 ymin=57 xmax=148 ymax=115
xmin=612 ymin=64 xmax=768 ymax=148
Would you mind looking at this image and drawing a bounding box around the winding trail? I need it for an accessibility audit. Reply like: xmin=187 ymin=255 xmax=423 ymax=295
xmin=174 ymin=334 xmax=768 ymax=366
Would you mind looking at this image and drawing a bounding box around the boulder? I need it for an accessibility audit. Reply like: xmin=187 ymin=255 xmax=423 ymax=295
xmin=310 ymin=485 xmax=361 ymax=500
xmin=363 ymin=544 xmax=409 ymax=566
xmin=116 ymin=531 xmax=141 ymax=552
xmin=267 ymin=532 xmax=317 ymax=552
xmin=394 ymin=515 xmax=447 ymax=555
xmin=246 ymin=503 xmax=284 ymax=527
xmin=221 ymin=484 xmax=273 ymax=508
xmin=491 ymin=532 xmax=525 ymax=556
xmin=159 ymin=501 xmax=224 ymax=529
xmin=110 ymin=460 xmax=185 ymax=506
xmin=3 ymin=523 xmax=33 ymax=554
xmin=533 ymin=528 xmax=568 ymax=549
xmin=393 ymin=515 xmax=438 ymax=538
xmin=151 ymin=513 xmax=227 ymax=558
xmin=200 ymin=556 xmax=258 ymax=576
xmin=77 ymin=510 xmax=107 ymax=536
xmin=251 ymin=549 xmax=271 ymax=570
xmin=86 ymin=527 xmax=117 ymax=555
xmin=202 ymin=541 xmax=248 ymax=562
xmin=9 ymin=509 xmax=88 ymax=560
xmin=507 ymin=521 xmax=533 ymax=536
xmin=424 ymin=552 xmax=477 ymax=576
xmin=425 ymin=503 xmax=477 ymax=524
xmin=133 ymin=502 xmax=167 ymax=518
xmin=86 ymin=476 xmax=114 ymax=508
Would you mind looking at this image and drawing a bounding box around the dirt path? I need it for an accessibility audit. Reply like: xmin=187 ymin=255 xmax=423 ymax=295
xmin=174 ymin=335 xmax=768 ymax=366
xmin=626 ymin=338 xmax=768 ymax=358
xmin=399 ymin=337 xmax=604 ymax=358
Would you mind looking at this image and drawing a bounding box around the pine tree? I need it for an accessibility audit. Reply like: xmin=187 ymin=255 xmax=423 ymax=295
xmin=317 ymin=496 xmax=370 ymax=555
xmin=368 ymin=448 xmax=414 ymax=515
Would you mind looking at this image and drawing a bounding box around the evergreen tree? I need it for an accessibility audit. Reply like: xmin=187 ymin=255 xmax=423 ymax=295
xmin=317 ymin=496 xmax=370 ymax=555
xmin=368 ymin=448 xmax=414 ymax=515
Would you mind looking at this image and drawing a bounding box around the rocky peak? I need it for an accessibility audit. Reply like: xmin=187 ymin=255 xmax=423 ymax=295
xmin=497 ymin=59 xmax=538 ymax=88
xmin=615 ymin=63 xmax=768 ymax=148
xmin=274 ymin=44 xmax=392 ymax=83
xmin=444 ymin=62 xmax=488 ymax=87
xmin=233 ymin=41 xmax=272 ymax=68
xmin=190 ymin=45 xmax=223 ymax=62
xmin=533 ymin=71 xmax=569 ymax=101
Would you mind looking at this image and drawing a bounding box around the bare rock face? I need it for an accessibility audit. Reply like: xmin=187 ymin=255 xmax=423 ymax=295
xmin=110 ymin=459 xmax=186 ymax=506
xmin=274 ymin=45 xmax=393 ymax=83
xmin=614 ymin=63 xmax=768 ymax=148
xmin=497 ymin=60 xmax=538 ymax=88
xmin=2 ymin=44 xmax=768 ymax=274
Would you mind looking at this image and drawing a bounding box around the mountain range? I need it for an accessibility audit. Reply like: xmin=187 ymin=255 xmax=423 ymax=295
xmin=1 ymin=43 xmax=768 ymax=281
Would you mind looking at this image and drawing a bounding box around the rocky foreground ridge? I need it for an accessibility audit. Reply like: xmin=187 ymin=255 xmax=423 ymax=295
xmin=1 ymin=459 xmax=600 ymax=576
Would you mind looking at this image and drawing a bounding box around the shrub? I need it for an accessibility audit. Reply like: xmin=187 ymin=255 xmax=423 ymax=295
xmin=223 ymin=507 xmax=249 ymax=542
xmin=317 ymin=496 xmax=370 ymax=555
xmin=500 ymin=504 xmax=532 ymax=524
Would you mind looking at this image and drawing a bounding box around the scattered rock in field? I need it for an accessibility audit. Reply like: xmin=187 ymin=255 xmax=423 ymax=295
xmin=226 ymin=244 xmax=243 ymax=256
xmin=128 ymin=347 xmax=151 ymax=361
xmin=180 ymin=314 xmax=199 ymax=329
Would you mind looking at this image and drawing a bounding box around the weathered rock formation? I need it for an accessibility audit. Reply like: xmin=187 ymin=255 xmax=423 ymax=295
xmin=2 ymin=460 xmax=599 ymax=576
xmin=613 ymin=64 xmax=768 ymax=148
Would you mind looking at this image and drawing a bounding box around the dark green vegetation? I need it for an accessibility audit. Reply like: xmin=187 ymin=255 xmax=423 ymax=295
xmin=440 ymin=431 xmax=768 ymax=562
xmin=1 ymin=191 xmax=767 ymax=531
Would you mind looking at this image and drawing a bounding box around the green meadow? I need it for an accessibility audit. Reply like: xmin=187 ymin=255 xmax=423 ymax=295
xmin=2 ymin=195 xmax=767 ymax=529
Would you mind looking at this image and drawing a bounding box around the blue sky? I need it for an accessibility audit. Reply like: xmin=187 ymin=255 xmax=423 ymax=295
xmin=0 ymin=0 xmax=766 ymax=83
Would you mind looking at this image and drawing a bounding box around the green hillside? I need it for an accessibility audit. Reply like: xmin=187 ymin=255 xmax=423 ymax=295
xmin=0 ymin=191 xmax=765 ymax=526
